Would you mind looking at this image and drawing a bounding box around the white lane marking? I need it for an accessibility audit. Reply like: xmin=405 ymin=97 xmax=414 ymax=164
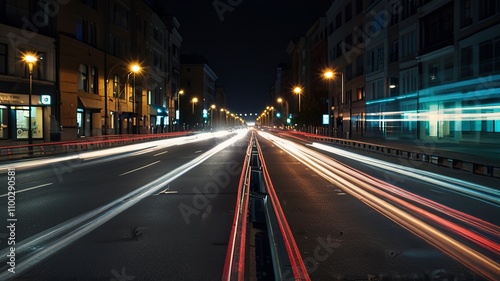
xmin=0 ymin=130 xmax=249 ymax=280
xmin=155 ymin=190 xmax=178 ymax=195
xmin=119 ymin=161 xmax=160 ymax=176
xmin=154 ymin=150 xmax=168 ymax=157
xmin=0 ymin=183 xmax=53 ymax=197
xmin=195 ymin=150 xmax=202 ymax=154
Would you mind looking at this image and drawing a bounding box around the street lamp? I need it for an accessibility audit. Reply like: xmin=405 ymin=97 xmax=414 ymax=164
xmin=177 ymin=90 xmax=184 ymax=130
xmin=277 ymin=97 xmax=289 ymax=127
xmin=191 ymin=97 xmax=198 ymax=114
xmin=23 ymin=53 xmax=37 ymax=152
xmin=130 ymin=63 xmax=141 ymax=134
xmin=293 ymin=86 xmax=303 ymax=112
xmin=210 ymin=104 xmax=216 ymax=129
xmin=323 ymin=69 xmax=345 ymax=138
xmin=219 ymin=108 xmax=225 ymax=128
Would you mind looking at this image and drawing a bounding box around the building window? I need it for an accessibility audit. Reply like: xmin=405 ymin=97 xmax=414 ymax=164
xmin=78 ymin=64 xmax=88 ymax=91
xmin=328 ymin=21 xmax=333 ymax=35
xmin=429 ymin=63 xmax=439 ymax=84
xmin=400 ymin=31 xmax=416 ymax=57
xmin=113 ymin=75 xmax=119 ymax=98
xmin=479 ymin=0 xmax=496 ymax=20
xmin=354 ymin=24 xmax=364 ymax=45
xmin=336 ymin=41 xmax=342 ymax=58
xmin=0 ymin=43 xmax=7 ymax=74
xmin=76 ymin=16 xmax=84 ymax=41
xmin=90 ymin=67 xmax=97 ymax=94
xmin=356 ymin=54 xmax=364 ymax=76
xmin=377 ymin=47 xmax=384 ymax=70
xmin=461 ymin=0 xmax=472 ymax=27
xmin=402 ymin=0 xmax=416 ymax=20
xmin=335 ymin=12 xmax=342 ymax=30
xmin=113 ymin=2 xmax=128 ymax=29
xmin=356 ymin=0 xmax=363 ymax=15
xmin=108 ymin=34 xmax=115 ymax=55
xmin=420 ymin=3 xmax=453 ymax=53
xmin=478 ymin=40 xmax=500 ymax=75
xmin=357 ymin=86 xmax=365 ymax=100
xmin=460 ymin=46 xmax=473 ymax=78
xmin=36 ymin=52 xmax=47 ymax=81
xmin=390 ymin=40 xmax=399 ymax=63
xmin=479 ymin=41 xmax=493 ymax=75
xmin=444 ymin=59 xmax=453 ymax=81
xmin=89 ymin=22 xmax=97 ymax=46
xmin=401 ymin=68 xmax=417 ymax=93
xmin=344 ymin=34 xmax=352 ymax=53
xmin=345 ymin=3 xmax=352 ymax=23
xmin=80 ymin=0 xmax=97 ymax=9
xmin=346 ymin=64 xmax=352 ymax=81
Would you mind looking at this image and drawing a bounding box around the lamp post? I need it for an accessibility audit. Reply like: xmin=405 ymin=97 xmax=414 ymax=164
xmin=209 ymin=104 xmax=216 ymax=129
xmin=277 ymin=97 xmax=289 ymax=127
xmin=191 ymin=97 xmax=198 ymax=114
xmin=177 ymin=90 xmax=184 ymax=131
xmin=219 ymin=108 xmax=225 ymax=128
xmin=293 ymin=86 xmax=303 ymax=112
xmin=130 ymin=63 xmax=141 ymax=134
xmin=324 ymin=70 xmax=345 ymax=138
xmin=23 ymin=53 xmax=37 ymax=152
xmin=191 ymin=97 xmax=198 ymax=129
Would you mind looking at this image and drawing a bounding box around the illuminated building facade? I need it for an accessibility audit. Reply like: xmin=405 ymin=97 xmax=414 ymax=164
xmin=363 ymin=0 xmax=500 ymax=144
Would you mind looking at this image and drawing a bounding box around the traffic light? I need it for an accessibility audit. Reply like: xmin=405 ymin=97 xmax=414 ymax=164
xmin=276 ymin=112 xmax=281 ymax=118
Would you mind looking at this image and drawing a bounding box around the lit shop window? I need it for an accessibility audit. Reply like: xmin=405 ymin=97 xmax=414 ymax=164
xmin=14 ymin=106 xmax=43 ymax=139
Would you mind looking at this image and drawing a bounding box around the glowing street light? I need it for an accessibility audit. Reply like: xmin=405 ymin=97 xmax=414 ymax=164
xmin=293 ymin=86 xmax=303 ymax=112
xmin=130 ymin=63 xmax=141 ymax=134
xmin=210 ymin=104 xmax=216 ymax=129
xmin=23 ymin=53 xmax=37 ymax=151
xmin=177 ymin=90 xmax=184 ymax=130
xmin=191 ymin=97 xmax=198 ymax=114
xmin=323 ymin=69 xmax=345 ymax=138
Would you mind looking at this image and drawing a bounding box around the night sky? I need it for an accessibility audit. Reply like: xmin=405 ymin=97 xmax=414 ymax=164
xmin=161 ymin=1 xmax=330 ymax=115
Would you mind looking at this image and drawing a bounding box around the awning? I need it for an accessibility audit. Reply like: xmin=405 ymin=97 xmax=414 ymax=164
xmin=149 ymin=105 xmax=168 ymax=116
xmin=78 ymin=96 xmax=102 ymax=109
xmin=0 ymin=81 xmax=56 ymax=96
xmin=0 ymin=81 xmax=56 ymax=105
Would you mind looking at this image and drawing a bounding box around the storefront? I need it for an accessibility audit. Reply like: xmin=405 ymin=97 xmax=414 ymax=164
xmin=149 ymin=105 xmax=168 ymax=133
xmin=0 ymin=90 xmax=53 ymax=142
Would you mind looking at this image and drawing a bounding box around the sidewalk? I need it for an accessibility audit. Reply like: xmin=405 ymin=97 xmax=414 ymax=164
xmin=282 ymin=130 xmax=500 ymax=178
xmin=361 ymin=138 xmax=500 ymax=168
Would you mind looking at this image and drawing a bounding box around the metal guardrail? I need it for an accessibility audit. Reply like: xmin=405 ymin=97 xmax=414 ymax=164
xmin=222 ymin=131 xmax=253 ymax=281
xmin=283 ymin=131 xmax=500 ymax=179
xmin=251 ymin=135 xmax=310 ymax=281
xmin=223 ymin=131 xmax=310 ymax=281
xmin=0 ymin=132 xmax=193 ymax=161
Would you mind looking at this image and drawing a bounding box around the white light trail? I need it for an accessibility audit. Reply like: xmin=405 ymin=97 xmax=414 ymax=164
xmin=0 ymin=129 xmax=248 ymax=279
xmin=258 ymin=131 xmax=500 ymax=279
xmin=0 ymin=131 xmax=235 ymax=171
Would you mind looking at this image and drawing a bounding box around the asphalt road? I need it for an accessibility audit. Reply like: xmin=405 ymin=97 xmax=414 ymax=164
xmin=0 ymin=129 xmax=498 ymax=280
xmin=256 ymin=131 xmax=498 ymax=280
xmin=0 ymin=131 xmax=250 ymax=280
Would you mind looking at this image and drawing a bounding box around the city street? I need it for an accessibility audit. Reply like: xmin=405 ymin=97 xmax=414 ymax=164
xmin=0 ymin=129 xmax=498 ymax=280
